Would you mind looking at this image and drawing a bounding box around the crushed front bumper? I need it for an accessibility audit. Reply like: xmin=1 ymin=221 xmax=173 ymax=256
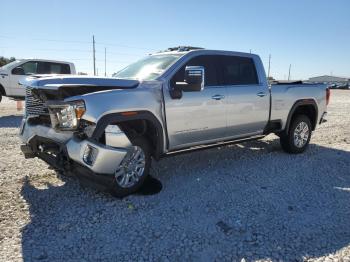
xmin=20 ymin=120 xmax=129 ymax=190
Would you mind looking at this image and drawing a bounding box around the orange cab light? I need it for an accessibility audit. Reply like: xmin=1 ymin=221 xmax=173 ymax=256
xmin=75 ymin=107 xmax=86 ymax=119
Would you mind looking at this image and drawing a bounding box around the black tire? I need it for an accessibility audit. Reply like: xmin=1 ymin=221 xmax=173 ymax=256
xmin=280 ymin=115 xmax=312 ymax=154
xmin=0 ymin=93 xmax=2 ymax=103
xmin=110 ymin=136 xmax=151 ymax=198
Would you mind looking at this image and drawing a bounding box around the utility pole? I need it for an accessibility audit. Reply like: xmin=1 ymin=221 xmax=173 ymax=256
xmin=267 ymin=54 xmax=271 ymax=78
xmin=93 ymin=35 xmax=96 ymax=76
xmin=288 ymin=64 xmax=291 ymax=81
xmin=104 ymin=47 xmax=107 ymax=77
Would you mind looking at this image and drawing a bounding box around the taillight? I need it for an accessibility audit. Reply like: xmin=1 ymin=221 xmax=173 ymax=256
xmin=326 ymin=88 xmax=331 ymax=106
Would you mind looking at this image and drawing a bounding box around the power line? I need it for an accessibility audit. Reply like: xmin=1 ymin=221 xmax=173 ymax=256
xmin=96 ymin=41 xmax=151 ymax=51
xmin=0 ymin=34 xmax=153 ymax=51
xmin=0 ymin=46 xmax=145 ymax=57
xmin=288 ymin=64 xmax=292 ymax=80
xmin=101 ymin=50 xmax=143 ymax=57
xmin=33 ymin=38 xmax=90 ymax=44
xmin=267 ymin=54 xmax=271 ymax=78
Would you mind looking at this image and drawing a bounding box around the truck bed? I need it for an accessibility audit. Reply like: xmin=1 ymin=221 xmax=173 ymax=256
xmin=269 ymin=83 xmax=328 ymax=130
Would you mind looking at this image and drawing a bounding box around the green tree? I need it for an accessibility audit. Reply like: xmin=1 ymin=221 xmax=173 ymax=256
xmin=0 ymin=56 xmax=16 ymax=67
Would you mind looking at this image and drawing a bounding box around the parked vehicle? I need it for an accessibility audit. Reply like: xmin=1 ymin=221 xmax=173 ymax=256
xmin=0 ymin=59 xmax=76 ymax=102
xmin=19 ymin=47 xmax=330 ymax=197
xmin=338 ymin=83 xmax=349 ymax=89
xmin=328 ymin=83 xmax=338 ymax=89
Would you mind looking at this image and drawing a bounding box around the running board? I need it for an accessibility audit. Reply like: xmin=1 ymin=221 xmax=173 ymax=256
xmin=164 ymin=135 xmax=265 ymax=157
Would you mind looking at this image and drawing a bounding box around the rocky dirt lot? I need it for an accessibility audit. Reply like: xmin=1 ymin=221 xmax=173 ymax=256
xmin=0 ymin=90 xmax=349 ymax=262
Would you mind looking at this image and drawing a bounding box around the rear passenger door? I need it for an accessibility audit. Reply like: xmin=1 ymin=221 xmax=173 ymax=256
xmin=220 ymin=55 xmax=269 ymax=137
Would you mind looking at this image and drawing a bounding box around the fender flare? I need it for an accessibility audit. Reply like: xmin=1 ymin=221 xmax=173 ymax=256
xmin=285 ymin=99 xmax=318 ymax=134
xmin=91 ymin=110 xmax=165 ymax=158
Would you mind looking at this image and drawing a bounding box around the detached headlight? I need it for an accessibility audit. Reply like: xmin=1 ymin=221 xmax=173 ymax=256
xmin=48 ymin=100 xmax=86 ymax=130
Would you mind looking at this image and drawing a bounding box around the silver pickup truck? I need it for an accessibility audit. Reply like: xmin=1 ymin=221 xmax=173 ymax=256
xmin=19 ymin=47 xmax=330 ymax=197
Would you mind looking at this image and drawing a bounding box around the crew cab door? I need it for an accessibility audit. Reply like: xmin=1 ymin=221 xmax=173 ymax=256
xmin=0 ymin=70 xmax=10 ymax=95
xmin=220 ymin=55 xmax=269 ymax=136
xmin=10 ymin=61 xmax=39 ymax=97
xmin=164 ymin=55 xmax=227 ymax=150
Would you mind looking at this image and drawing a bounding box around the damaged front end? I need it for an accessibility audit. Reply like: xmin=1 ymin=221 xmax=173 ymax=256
xmin=20 ymin=81 xmax=137 ymax=190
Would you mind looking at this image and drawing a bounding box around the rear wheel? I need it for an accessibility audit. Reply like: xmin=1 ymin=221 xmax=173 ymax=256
xmin=110 ymin=136 xmax=151 ymax=197
xmin=280 ymin=115 xmax=312 ymax=154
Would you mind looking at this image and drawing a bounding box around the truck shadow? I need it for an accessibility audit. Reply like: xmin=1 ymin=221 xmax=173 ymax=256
xmin=20 ymin=139 xmax=350 ymax=261
xmin=0 ymin=115 xmax=22 ymax=128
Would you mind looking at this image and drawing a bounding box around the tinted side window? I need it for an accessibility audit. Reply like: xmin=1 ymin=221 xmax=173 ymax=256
xmin=37 ymin=62 xmax=71 ymax=74
xmin=171 ymin=55 xmax=219 ymax=87
xmin=221 ymin=56 xmax=258 ymax=85
xmin=57 ymin=63 xmax=71 ymax=74
xmin=37 ymin=62 xmax=50 ymax=74
xmin=12 ymin=61 xmax=38 ymax=75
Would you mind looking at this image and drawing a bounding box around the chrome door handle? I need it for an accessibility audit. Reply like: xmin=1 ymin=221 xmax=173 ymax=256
xmin=211 ymin=94 xmax=225 ymax=100
xmin=257 ymin=92 xmax=267 ymax=97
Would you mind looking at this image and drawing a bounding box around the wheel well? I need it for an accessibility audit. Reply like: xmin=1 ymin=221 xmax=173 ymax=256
xmin=92 ymin=111 xmax=165 ymax=159
xmin=119 ymin=120 xmax=158 ymax=152
xmin=290 ymin=104 xmax=317 ymax=131
xmin=98 ymin=119 xmax=161 ymax=159
xmin=0 ymin=84 xmax=6 ymax=96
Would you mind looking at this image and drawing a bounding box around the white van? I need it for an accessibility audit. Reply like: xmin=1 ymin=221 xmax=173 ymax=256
xmin=0 ymin=59 xmax=76 ymax=102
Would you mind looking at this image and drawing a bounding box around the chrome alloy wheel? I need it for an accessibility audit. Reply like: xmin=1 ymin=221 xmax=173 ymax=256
xmin=115 ymin=146 xmax=146 ymax=188
xmin=293 ymin=121 xmax=310 ymax=148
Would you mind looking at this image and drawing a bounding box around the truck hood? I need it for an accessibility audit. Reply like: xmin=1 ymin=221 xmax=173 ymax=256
xmin=21 ymin=75 xmax=139 ymax=101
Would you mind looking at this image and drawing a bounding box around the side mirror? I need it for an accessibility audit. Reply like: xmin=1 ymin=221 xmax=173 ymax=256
xmin=12 ymin=66 xmax=25 ymax=75
xmin=176 ymin=66 xmax=204 ymax=92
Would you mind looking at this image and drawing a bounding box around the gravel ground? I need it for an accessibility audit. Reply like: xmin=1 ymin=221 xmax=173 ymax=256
xmin=0 ymin=90 xmax=349 ymax=262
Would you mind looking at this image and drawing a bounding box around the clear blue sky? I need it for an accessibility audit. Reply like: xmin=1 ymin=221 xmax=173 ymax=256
xmin=1 ymin=0 xmax=349 ymax=79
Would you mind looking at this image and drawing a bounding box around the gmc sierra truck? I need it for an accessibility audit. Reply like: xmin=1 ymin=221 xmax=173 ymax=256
xmin=19 ymin=47 xmax=330 ymax=197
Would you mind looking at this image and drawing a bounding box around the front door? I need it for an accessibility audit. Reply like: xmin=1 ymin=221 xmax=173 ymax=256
xmin=10 ymin=61 xmax=38 ymax=97
xmin=164 ymin=55 xmax=227 ymax=150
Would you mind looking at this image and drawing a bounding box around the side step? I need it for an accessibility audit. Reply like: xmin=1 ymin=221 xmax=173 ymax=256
xmin=165 ymin=135 xmax=265 ymax=157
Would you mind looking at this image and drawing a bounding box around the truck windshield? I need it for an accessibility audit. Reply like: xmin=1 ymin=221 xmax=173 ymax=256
xmin=0 ymin=60 xmax=21 ymax=70
xmin=113 ymin=54 xmax=182 ymax=80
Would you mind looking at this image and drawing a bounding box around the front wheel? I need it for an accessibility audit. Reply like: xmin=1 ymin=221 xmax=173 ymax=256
xmin=280 ymin=115 xmax=312 ymax=154
xmin=110 ymin=136 xmax=151 ymax=197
